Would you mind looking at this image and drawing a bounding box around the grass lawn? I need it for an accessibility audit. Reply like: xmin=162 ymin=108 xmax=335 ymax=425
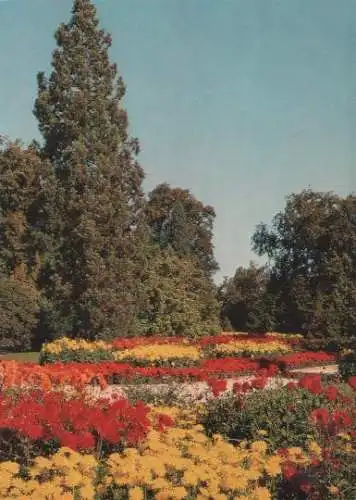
xmin=0 ymin=352 xmax=40 ymax=363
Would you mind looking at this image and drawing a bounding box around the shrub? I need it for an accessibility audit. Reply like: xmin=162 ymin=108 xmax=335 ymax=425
xmin=202 ymin=385 xmax=328 ymax=450
xmin=339 ymin=349 xmax=356 ymax=381
xmin=39 ymin=348 xmax=115 ymax=365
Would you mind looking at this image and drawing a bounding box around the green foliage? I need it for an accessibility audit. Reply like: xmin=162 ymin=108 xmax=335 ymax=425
xmin=33 ymin=0 xmax=149 ymax=340
xmin=0 ymin=276 xmax=39 ymax=351
xmin=0 ymin=352 xmax=40 ymax=363
xmin=339 ymin=349 xmax=356 ymax=380
xmin=39 ymin=348 xmax=115 ymax=365
xmin=138 ymin=246 xmax=220 ymax=337
xmin=0 ymin=144 xmax=52 ymax=276
xmin=252 ymin=190 xmax=356 ymax=348
xmin=125 ymin=384 xmax=183 ymax=408
xmin=145 ymin=183 xmax=219 ymax=278
xmin=202 ymin=386 xmax=327 ymax=450
xmin=219 ymin=262 xmax=275 ymax=332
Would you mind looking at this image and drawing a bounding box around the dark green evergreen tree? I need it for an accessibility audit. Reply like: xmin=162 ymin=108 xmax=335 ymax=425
xmin=33 ymin=0 xmax=148 ymax=340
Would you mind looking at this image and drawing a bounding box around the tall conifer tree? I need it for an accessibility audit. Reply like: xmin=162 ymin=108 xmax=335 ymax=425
xmin=34 ymin=0 xmax=147 ymax=339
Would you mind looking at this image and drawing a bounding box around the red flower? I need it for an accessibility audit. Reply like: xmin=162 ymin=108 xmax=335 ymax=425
xmin=300 ymin=482 xmax=312 ymax=493
xmin=23 ymin=423 xmax=44 ymax=440
xmin=207 ymin=378 xmax=227 ymax=397
xmin=331 ymin=458 xmax=341 ymax=471
xmin=251 ymin=377 xmax=268 ymax=390
xmin=286 ymin=382 xmax=297 ymax=390
xmin=283 ymin=463 xmax=297 ymax=480
xmin=155 ymin=414 xmax=174 ymax=432
xmin=332 ymin=410 xmax=352 ymax=430
xmin=347 ymin=376 xmax=356 ymax=390
xmin=324 ymin=386 xmax=339 ymax=402
xmin=310 ymin=408 xmax=330 ymax=428
xmin=310 ymin=457 xmax=320 ymax=467
xmin=299 ymin=375 xmax=322 ymax=395
xmin=242 ymin=381 xmax=252 ymax=392
xmin=232 ymin=382 xmax=242 ymax=394
xmin=277 ymin=448 xmax=289 ymax=457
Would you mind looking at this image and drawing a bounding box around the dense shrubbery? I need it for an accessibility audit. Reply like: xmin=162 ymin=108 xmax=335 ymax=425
xmin=339 ymin=349 xmax=356 ymax=381
xmin=0 ymin=277 xmax=39 ymax=351
xmin=202 ymin=383 xmax=328 ymax=449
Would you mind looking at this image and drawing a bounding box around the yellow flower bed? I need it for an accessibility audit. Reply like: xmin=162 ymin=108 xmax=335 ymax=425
xmin=114 ymin=344 xmax=202 ymax=362
xmin=213 ymin=339 xmax=292 ymax=356
xmin=266 ymin=332 xmax=303 ymax=340
xmin=106 ymin=426 xmax=279 ymax=499
xmin=0 ymin=447 xmax=98 ymax=499
xmin=42 ymin=337 xmax=111 ymax=355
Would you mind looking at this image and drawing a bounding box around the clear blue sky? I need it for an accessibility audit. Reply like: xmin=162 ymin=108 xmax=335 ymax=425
xmin=0 ymin=0 xmax=355 ymax=281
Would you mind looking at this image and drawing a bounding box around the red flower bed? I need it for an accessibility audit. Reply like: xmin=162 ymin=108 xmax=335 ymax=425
xmin=0 ymin=359 xmax=261 ymax=390
xmin=277 ymin=351 xmax=336 ymax=368
xmin=0 ymin=389 xmax=171 ymax=455
xmin=201 ymin=357 xmax=260 ymax=373
xmin=0 ymin=350 xmax=337 ymax=390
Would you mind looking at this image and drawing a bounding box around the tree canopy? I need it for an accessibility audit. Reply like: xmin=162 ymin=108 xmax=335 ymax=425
xmin=146 ymin=183 xmax=219 ymax=278
xmin=252 ymin=190 xmax=356 ymax=349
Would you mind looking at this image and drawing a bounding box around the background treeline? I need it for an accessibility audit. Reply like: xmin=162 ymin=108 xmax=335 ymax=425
xmin=0 ymin=0 xmax=355 ymax=352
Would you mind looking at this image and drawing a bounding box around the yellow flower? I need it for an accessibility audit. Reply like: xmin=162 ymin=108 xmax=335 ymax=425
xmin=214 ymin=339 xmax=291 ymax=356
xmin=150 ymin=477 xmax=171 ymax=490
xmin=337 ymin=433 xmax=351 ymax=441
xmin=307 ymin=441 xmax=322 ymax=458
xmin=65 ymin=470 xmax=84 ymax=488
xmin=251 ymin=441 xmax=268 ymax=454
xmin=251 ymin=486 xmax=272 ymax=500
xmin=0 ymin=461 xmax=20 ymax=475
xmin=265 ymin=455 xmax=282 ymax=476
xmin=171 ymin=486 xmax=188 ymax=499
xmin=129 ymin=486 xmax=145 ymax=500
xmin=61 ymin=494 xmax=75 ymax=500
xmin=328 ymin=485 xmax=340 ymax=495
xmin=115 ymin=344 xmax=201 ymax=362
xmin=183 ymin=469 xmax=199 ymax=486
xmin=221 ymin=474 xmax=249 ymax=491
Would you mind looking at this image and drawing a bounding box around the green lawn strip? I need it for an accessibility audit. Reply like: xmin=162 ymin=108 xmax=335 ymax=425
xmin=0 ymin=352 xmax=40 ymax=363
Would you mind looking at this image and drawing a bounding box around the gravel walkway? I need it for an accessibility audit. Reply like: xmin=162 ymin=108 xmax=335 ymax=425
xmin=289 ymin=364 xmax=338 ymax=375
xmin=85 ymin=375 xmax=296 ymax=403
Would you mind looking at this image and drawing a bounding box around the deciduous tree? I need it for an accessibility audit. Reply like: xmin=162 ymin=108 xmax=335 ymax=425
xmin=145 ymin=183 xmax=219 ymax=278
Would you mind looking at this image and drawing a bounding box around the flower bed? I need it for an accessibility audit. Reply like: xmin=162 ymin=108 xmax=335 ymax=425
xmin=211 ymin=338 xmax=292 ymax=357
xmin=0 ymin=389 xmax=167 ymax=462
xmin=277 ymin=351 xmax=337 ymax=369
xmin=0 ymin=376 xmax=354 ymax=499
xmin=40 ymin=333 xmax=302 ymax=365
xmin=0 ymin=350 xmax=337 ymax=391
xmin=113 ymin=344 xmax=202 ymax=367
